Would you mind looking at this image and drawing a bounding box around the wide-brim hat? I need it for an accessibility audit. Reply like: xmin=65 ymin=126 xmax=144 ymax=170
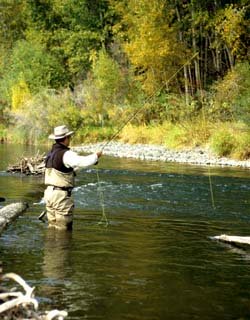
xmin=49 ymin=125 xmax=74 ymax=140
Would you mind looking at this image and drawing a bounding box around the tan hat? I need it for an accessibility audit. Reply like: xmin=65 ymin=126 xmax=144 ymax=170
xmin=49 ymin=125 xmax=74 ymax=140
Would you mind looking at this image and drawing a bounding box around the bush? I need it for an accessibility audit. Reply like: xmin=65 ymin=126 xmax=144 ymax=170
xmin=76 ymin=126 xmax=116 ymax=144
xmin=83 ymin=50 xmax=129 ymax=126
xmin=210 ymin=129 xmax=236 ymax=157
xmin=212 ymin=62 xmax=250 ymax=123
xmin=233 ymin=132 xmax=250 ymax=160
xmin=0 ymin=40 xmax=66 ymax=105
xmin=8 ymin=88 xmax=84 ymax=144
xmin=0 ymin=124 xmax=7 ymax=142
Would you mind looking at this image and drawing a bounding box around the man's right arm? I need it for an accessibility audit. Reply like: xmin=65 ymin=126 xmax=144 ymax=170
xmin=63 ymin=150 xmax=102 ymax=170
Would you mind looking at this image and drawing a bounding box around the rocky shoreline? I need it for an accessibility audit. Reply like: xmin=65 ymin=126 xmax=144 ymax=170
xmin=73 ymin=142 xmax=250 ymax=168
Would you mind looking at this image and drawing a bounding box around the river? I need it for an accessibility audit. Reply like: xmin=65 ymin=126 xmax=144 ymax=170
xmin=0 ymin=144 xmax=250 ymax=319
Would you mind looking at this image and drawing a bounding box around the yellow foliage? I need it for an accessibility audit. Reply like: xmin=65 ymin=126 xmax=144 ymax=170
xmin=11 ymin=80 xmax=31 ymax=112
xmin=119 ymin=121 xmax=213 ymax=149
xmin=215 ymin=5 xmax=245 ymax=56
xmin=114 ymin=0 xmax=185 ymax=95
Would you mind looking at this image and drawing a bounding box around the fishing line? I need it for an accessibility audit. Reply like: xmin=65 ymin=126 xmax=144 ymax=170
xmin=96 ymin=52 xmax=203 ymax=225
xmin=200 ymin=71 xmax=216 ymax=209
xmin=100 ymin=52 xmax=199 ymax=152
xmin=96 ymin=167 xmax=108 ymax=227
xmin=202 ymin=112 xmax=216 ymax=209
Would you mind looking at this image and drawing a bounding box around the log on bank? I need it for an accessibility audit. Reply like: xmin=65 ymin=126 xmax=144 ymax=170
xmin=0 ymin=202 xmax=28 ymax=234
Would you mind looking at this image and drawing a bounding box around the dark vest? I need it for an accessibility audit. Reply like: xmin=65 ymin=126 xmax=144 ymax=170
xmin=45 ymin=143 xmax=73 ymax=173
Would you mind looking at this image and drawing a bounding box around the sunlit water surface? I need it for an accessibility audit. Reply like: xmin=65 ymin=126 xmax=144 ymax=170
xmin=0 ymin=144 xmax=250 ymax=319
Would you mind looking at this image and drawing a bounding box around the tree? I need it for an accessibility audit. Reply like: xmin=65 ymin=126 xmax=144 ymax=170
xmin=0 ymin=40 xmax=65 ymax=106
xmin=214 ymin=4 xmax=247 ymax=68
xmin=111 ymin=0 xmax=187 ymax=95
xmin=83 ymin=49 xmax=127 ymax=126
xmin=24 ymin=0 xmax=117 ymax=84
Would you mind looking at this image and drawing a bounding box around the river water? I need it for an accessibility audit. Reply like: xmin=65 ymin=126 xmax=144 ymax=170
xmin=0 ymin=144 xmax=250 ymax=319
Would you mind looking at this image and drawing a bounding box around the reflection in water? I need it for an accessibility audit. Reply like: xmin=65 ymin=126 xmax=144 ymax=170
xmin=42 ymin=228 xmax=72 ymax=281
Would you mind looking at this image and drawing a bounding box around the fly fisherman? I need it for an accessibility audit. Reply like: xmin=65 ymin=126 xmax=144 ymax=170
xmin=44 ymin=125 xmax=102 ymax=230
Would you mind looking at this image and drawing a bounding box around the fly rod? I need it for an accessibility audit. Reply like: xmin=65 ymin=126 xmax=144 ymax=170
xmin=96 ymin=52 xmax=201 ymax=226
xmin=100 ymin=51 xmax=199 ymax=152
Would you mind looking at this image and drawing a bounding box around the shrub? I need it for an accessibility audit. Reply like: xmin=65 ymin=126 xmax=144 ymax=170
xmin=0 ymin=124 xmax=7 ymax=142
xmin=210 ymin=129 xmax=236 ymax=157
xmin=83 ymin=50 xmax=129 ymax=126
xmin=0 ymin=40 xmax=66 ymax=105
xmin=76 ymin=126 xmax=116 ymax=144
xmin=212 ymin=62 xmax=250 ymax=123
xmin=233 ymin=132 xmax=250 ymax=160
xmin=8 ymin=88 xmax=84 ymax=144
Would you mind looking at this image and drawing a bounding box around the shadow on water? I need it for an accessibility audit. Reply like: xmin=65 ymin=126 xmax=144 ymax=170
xmin=0 ymin=144 xmax=250 ymax=319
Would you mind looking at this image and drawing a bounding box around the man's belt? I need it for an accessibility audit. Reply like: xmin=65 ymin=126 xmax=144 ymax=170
xmin=50 ymin=186 xmax=73 ymax=196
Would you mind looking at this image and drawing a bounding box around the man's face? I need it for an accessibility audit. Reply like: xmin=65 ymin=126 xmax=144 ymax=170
xmin=65 ymin=135 xmax=71 ymax=146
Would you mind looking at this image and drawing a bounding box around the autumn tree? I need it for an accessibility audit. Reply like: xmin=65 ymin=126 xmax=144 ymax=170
xmin=112 ymin=0 xmax=188 ymax=96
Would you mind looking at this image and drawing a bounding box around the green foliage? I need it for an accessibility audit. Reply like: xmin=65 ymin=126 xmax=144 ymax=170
xmin=210 ymin=129 xmax=236 ymax=157
xmin=212 ymin=62 xmax=250 ymax=123
xmin=233 ymin=132 xmax=250 ymax=160
xmin=7 ymin=89 xmax=84 ymax=144
xmin=92 ymin=50 xmax=124 ymax=103
xmin=0 ymin=40 xmax=65 ymax=105
xmin=0 ymin=0 xmax=26 ymax=51
xmin=232 ymin=63 xmax=250 ymax=124
xmin=24 ymin=0 xmax=116 ymax=82
xmin=0 ymin=124 xmax=7 ymax=142
xmin=83 ymin=49 xmax=131 ymax=126
xmin=76 ymin=126 xmax=116 ymax=143
xmin=210 ymin=122 xmax=250 ymax=159
xmin=0 ymin=0 xmax=249 ymax=160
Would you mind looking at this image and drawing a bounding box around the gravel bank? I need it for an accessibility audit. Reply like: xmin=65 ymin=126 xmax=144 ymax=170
xmin=73 ymin=142 xmax=250 ymax=168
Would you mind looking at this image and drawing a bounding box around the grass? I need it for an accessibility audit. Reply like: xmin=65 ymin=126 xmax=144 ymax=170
xmin=1 ymin=120 xmax=250 ymax=160
xmin=119 ymin=120 xmax=211 ymax=149
xmin=118 ymin=120 xmax=250 ymax=160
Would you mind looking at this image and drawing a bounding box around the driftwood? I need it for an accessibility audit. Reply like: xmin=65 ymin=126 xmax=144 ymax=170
xmin=0 ymin=202 xmax=29 ymax=234
xmin=7 ymin=151 xmax=45 ymax=175
xmin=213 ymin=234 xmax=250 ymax=249
xmin=0 ymin=272 xmax=68 ymax=319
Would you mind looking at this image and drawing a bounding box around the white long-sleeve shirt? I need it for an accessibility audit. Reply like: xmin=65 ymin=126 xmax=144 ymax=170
xmin=63 ymin=150 xmax=98 ymax=171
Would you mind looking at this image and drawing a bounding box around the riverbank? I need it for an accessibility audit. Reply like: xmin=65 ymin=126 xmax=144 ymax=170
xmin=73 ymin=142 xmax=250 ymax=168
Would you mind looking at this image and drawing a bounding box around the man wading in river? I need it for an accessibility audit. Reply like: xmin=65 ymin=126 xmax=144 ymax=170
xmin=44 ymin=125 xmax=102 ymax=230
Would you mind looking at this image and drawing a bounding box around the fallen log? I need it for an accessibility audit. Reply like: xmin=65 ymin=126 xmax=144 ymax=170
xmin=7 ymin=151 xmax=45 ymax=175
xmin=0 ymin=202 xmax=29 ymax=234
xmin=212 ymin=234 xmax=250 ymax=249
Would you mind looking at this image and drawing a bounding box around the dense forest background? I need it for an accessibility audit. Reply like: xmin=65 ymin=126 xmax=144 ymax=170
xmin=0 ymin=0 xmax=249 ymax=158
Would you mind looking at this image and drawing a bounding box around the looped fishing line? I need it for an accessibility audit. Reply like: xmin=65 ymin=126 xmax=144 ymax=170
xmin=96 ymin=168 xmax=109 ymax=227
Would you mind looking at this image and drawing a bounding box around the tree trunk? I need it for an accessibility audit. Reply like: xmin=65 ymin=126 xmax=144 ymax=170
xmin=191 ymin=7 xmax=202 ymax=93
xmin=225 ymin=44 xmax=234 ymax=69
xmin=175 ymin=3 xmax=189 ymax=105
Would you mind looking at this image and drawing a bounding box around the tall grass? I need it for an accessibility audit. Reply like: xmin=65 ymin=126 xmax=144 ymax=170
xmin=118 ymin=120 xmax=250 ymax=160
xmin=119 ymin=120 xmax=212 ymax=149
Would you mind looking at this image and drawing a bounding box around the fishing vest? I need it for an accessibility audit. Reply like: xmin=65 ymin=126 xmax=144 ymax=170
xmin=44 ymin=143 xmax=75 ymax=188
